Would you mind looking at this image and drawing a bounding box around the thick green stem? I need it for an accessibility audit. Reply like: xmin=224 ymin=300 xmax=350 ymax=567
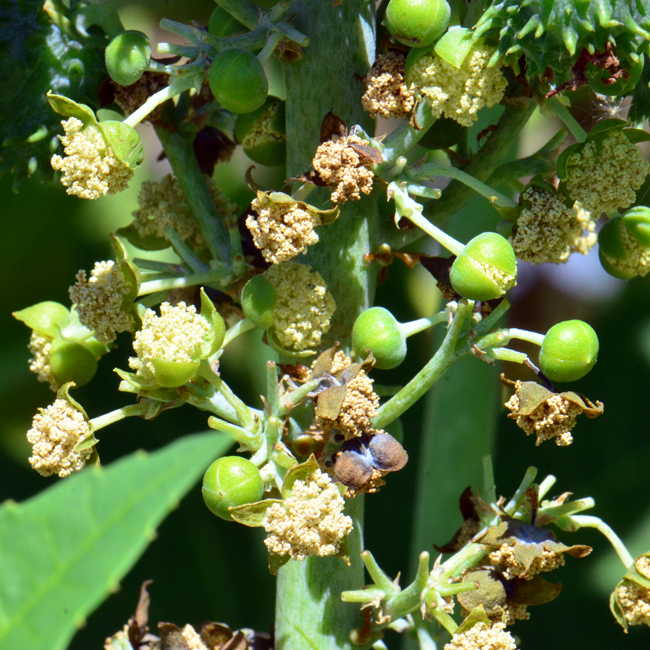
xmin=275 ymin=496 xmax=366 ymax=650
xmin=154 ymin=126 xmax=231 ymax=263
xmin=276 ymin=2 xmax=377 ymax=647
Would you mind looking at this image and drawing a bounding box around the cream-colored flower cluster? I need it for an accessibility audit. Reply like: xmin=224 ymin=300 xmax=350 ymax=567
xmin=129 ymin=302 xmax=210 ymax=382
xmin=246 ymin=199 xmax=321 ymax=264
xmin=409 ymin=46 xmax=507 ymax=127
xmin=444 ymin=622 xmax=517 ymax=650
xmin=50 ymin=117 xmax=132 ymax=200
xmin=27 ymin=399 xmax=93 ymax=477
xmin=262 ymin=469 xmax=352 ymax=560
xmin=319 ymin=351 xmax=380 ymax=439
xmin=69 ymin=260 xmax=134 ymax=345
xmin=565 ymin=130 xmax=650 ymax=215
xmin=312 ymin=135 xmax=375 ymax=204
xmin=133 ymin=174 xmax=236 ymax=250
xmin=505 ymin=389 xmax=581 ymax=446
xmin=489 ymin=543 xmax=565 ymax=580
xmin=600 ymin=220 xmax=650 ymax=278
xmin=362 ymin=51 xmax=415 ymax=119
xmin=28 ymin=333 xmax=57 ymax=390
xmin=616 ymin=580 xmax=650 ymax=627
xmin=264 ymin=263 xmax=336 ymax=351
xmin=510 ymin=187 xmax=596 ymax=264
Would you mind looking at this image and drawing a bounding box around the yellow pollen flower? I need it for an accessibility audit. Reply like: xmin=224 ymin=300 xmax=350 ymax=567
xmin=50 ymin=117 xmax=132 ymax=199
xmin=409 ymin=46 xmax=507 ymax=127
xmin=27 ymin=399 xmax=93 ymax=477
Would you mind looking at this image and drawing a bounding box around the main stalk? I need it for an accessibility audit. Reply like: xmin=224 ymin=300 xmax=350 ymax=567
xmin=276 ymin=2 xmax=378 ymax=648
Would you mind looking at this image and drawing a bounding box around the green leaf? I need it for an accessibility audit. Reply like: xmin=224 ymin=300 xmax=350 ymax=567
xmin=0 ymin=431 xmax=232 ymax=650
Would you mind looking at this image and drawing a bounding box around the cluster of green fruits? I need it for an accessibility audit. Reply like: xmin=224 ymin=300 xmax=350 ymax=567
xmin=104 ymin=13 xmax=286 ymax=167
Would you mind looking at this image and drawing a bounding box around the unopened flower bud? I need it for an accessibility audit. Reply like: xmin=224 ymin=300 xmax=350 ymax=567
xmin=450 ymin=232 xmax=517 ymax=301
xmin=202 ymin=456 xmax=264 ymax=521
xmin=539 ymin=320 xmax=599 ymax=383
xmin=105 ymin=31 xmax=151 ymax=87
xmin=352 ymin=307 xmax=407 ymax=369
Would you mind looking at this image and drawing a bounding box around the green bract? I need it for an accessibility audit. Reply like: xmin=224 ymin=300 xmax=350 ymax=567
xmin=241 ymin=275 xmax=278 ymax=330
xmin=209 ymin=49 xmax=269 ymax=114
xmin=202 ymin=456 xmax=264 ymax=521
xmin=449 ymin=233 xmax=517 ymax=301
xmin=539 ymin=320 xmax=599 ymax=383
xmin=384 ymin=0 xmax=451 ymax=48
xmin=598 ymin=207 xmax=650 ymax=279
xmin=352 ymin=307 xmax=407 ymax=370
xmin=105 ymin=31 xmax=151 ymax=86
xmin=13 ymin=301 xmax=108 ymax=390
xmin=433 ymin=27 xmax=474 ymax=68
xmin=235 ymin=98 xmax=286 ymax=166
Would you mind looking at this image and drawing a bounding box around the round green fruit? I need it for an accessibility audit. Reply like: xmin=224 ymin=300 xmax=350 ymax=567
xmin=105 ymin=31 xmax=151 ymax=86
xmin=209 ymin=49 xmax=269 ymax=114
xmin=539 ymin=320 xmax=599 ymax=383
xmin=208 ymin=7 xmax=246 ymax=38
xmin=449 ymin=232 xmax=517 ymax=301
xmin=384 ymin=0 xmax=451 ymax=48
xmin=49 ymin=338 xmax=98 ymax=388
xmin=352 ymin=307 xmax=407 ymax=369
xmin=241 ymin=274 xmax=278 ymax=329
xmin=202 ymin=456 xmax=264 ymax=521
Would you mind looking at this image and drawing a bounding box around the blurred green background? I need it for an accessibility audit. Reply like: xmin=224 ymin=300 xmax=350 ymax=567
xmin=1 ymin=1 xmax=650 ymax=648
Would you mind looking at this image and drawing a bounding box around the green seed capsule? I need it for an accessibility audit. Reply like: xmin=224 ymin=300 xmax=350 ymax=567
xmin=352 ymin=307 xmax=407 ymax=369
xmin=235 ymin=97 xmax=286 ymax=166
xmin=449 ymin=232 xmax=517 ymax=301
xmin=202 ymin=456 xmax=264 ymax=521
xmin=105 ymin=31 xmax=151 ymax=87
xmin=49 ymin=338 xmax=98 ymax=388
xmin=384 ymin=0 xmax=451 ymax=48
xmin=539 ymin=320 xmax=599 ymax=383
xmin=209 ymin=49 xmax=269 ymax=114
xmin=151 ymin=358 xmax=201 ymax=388
xmin=241 ymin=274 xmax=278 ymax=330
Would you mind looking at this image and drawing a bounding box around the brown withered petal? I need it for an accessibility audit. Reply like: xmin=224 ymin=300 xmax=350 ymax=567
xmin=501 ymin=375 xmax=603 ymax=446
xmin=199 ymin=622 xmax=233 ymax=647
xmin=483 ymin=520 xmax=592 ymax=580
xmin=158 ymin=623 xmax=191 ymax=650
xmin=320 ymin=111 xmax=348 ymax=143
